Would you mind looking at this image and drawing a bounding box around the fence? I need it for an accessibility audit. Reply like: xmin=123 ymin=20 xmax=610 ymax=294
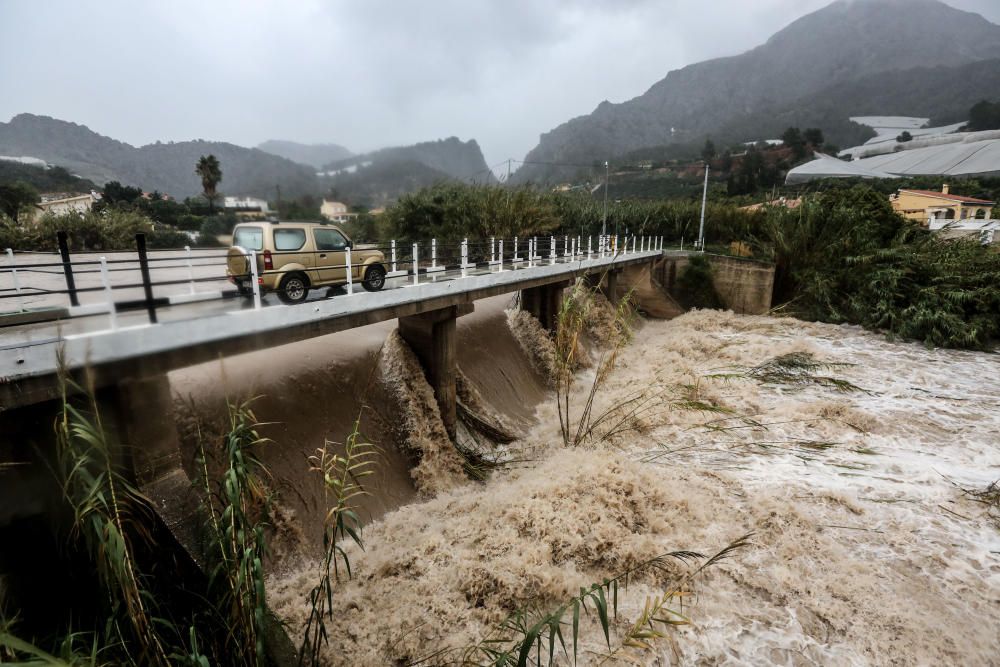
xmin=1 ymin=232 xmax=667 ymax=330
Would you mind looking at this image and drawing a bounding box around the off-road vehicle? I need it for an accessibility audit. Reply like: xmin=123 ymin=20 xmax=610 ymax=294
xmin=226 ymin=221 xmax=386 ymax=304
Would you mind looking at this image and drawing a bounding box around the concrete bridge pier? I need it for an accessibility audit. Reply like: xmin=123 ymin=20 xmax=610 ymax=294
xmin=520 ymin=280 xmax=571 ymax=332
xmin=98 ymin=374 xmax=202 ymax=558
xmin=398 ymin=303 xmax=475 ymax=439
xmin=600 ymin=269 xmax=622 ymax=305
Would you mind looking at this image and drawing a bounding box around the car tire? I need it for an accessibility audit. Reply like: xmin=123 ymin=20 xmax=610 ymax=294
xmin=363 ymin=264 xmax=386 ymax=292
xmin=277 ymin=272 xmax=309 ymax=304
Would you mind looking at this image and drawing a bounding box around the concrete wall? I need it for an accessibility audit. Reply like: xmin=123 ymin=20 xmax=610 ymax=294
xmin=655 ymin=254 xmax=774 ymax=315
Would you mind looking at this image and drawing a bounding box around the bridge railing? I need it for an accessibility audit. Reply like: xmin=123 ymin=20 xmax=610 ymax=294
xmin=1 ymin=233 xmax=667 ymax=330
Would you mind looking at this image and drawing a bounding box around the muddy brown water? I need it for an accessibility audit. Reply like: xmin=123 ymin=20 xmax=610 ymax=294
xmin=171 ymin=284 xmax=1000 ymax=665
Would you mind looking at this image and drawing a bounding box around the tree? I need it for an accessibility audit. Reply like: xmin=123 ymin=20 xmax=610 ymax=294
xmin=967 ymin=100 xmax=1000 ymax=131
xmin=0 ymin=182 xmax=39 ymax=223
xmin=195 ymin=155 xmax=223 ymax=213
xmin=803 ymin=128 xmax=825 ymax=146
xmin=101 ymin=180 xmax=143 ymax=205
xmin=896 ymin=131 xmax=913 ymax=143
xmin=701 ymin=139 xmax=717 ymax=163
xmin=782 ymin=127 xmax=807 ymax=161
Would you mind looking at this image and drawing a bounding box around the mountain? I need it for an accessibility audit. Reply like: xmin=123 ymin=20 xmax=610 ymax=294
xmin=256 ymin=140 xmax=353 ymax=169
xmin=322 ymin=137 xmax=493 ymax=180
xmin=320 ymin=137 xmax=495 ymax=206
xmin=516 ymin=0 xmax=1000 ymax=182
xmin=0 ymin=114 xmax=318 ymax=198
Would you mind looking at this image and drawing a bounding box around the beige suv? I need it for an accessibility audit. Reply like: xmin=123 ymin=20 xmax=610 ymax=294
xmin=226 ymin=221 xmax=387 ymax=304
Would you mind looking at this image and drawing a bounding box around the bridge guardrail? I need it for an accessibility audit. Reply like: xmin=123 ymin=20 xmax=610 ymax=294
xmin=1 ymin=233 xmax=668 ymax=330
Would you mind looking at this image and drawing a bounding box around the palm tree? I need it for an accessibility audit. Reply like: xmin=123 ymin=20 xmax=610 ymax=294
xmin=195 ymin=154 xmax=222 ymax=213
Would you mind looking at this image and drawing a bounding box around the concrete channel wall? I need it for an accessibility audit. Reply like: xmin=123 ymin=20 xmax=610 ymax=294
xmin=655 ymin=253 xmax=775 ymax=315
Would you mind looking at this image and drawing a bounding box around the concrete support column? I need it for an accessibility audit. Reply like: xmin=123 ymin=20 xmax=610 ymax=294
xmin=520 ymin=280 xmax=570 ymax=333
xmin=603 ymin=269 xmax=622 ymax=305
xmin=398 ymin=303 xmax=474 ymax=439
xmin=98 ymin=374 xmax=202 ymax=562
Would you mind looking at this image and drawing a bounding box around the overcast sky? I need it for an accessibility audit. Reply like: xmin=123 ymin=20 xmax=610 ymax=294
xmin=2 ymin=0 xmax=998 ymax=167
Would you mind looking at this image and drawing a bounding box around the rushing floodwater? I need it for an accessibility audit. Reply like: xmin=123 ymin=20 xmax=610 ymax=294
xmin=174 ymin=298 xmax=998 ymax=665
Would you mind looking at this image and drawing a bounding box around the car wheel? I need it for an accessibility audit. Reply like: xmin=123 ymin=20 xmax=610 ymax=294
xmin=277 ymin=272 xmax=309 ymax=304
xmin=363 ymin=264 xmax=386 ymax=292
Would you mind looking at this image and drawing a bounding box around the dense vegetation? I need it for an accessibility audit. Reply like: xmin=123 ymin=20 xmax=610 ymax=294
xmin=0 ymin=162 xmax=97 ymax=193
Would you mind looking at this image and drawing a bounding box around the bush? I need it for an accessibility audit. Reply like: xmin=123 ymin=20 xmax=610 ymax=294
xmin=674 ymin=254 xmax=724 ymax=310
xmin=753 ymin=186 xmax=1000 ymax=349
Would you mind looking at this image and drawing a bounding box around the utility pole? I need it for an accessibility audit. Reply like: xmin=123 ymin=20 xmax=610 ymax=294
xmin=697 ymin=163 xmax=709 ymax=251
xmin=601 ymin=160 xmax=609 ymax=238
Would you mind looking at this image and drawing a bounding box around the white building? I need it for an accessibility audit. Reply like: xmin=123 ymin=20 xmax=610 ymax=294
xmin=321 ymin=199 xmax=352 ymax=222
xmin=35 ymin=192 xmax=100 ymax=218
xmin=222 ymin=196 xmax=270 ymax=213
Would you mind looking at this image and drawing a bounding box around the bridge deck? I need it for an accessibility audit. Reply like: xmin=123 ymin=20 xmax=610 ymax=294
xmin=1 ymin=250 xmax=668 ymax=408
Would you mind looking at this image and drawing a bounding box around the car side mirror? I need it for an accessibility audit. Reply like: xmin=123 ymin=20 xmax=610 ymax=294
xmin=345 ymin=240 xmax=353 ymax=249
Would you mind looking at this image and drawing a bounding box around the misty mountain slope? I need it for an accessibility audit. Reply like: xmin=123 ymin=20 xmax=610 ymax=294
xmin=257 ymin=140 xmax=353 ymax=169
xmin=323 ymin=137 xmax=494 ymax=181
xmin=716 ymin=58 xmax=1000 ymax=146
xmin=515 ymin=0 xmax=1000 ymax=182
xmin=320 ymin=136 xmax=495 ymax=206
xmin=0 ymin=114 xmax=318 ymax=198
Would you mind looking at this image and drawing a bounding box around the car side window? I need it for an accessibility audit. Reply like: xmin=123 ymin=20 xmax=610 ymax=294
xmin=274 ymin=228 xmax=306 ymax=251
xmin=314 ymin=228 xmax=348 ymax=251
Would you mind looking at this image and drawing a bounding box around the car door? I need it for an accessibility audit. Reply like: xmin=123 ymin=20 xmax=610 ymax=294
xmin=312 ymin=227 xmax=350 ymax=285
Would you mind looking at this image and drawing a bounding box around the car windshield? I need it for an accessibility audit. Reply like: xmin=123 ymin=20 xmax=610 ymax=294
xmin=233 ymin=226 xmax=263 ymax=251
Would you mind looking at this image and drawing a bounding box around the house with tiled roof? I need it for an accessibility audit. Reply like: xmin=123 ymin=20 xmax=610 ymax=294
xmin=890 ymin=184 xmax=994 ymax=225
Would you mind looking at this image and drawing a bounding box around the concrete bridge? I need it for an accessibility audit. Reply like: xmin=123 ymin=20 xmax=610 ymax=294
xmin=1 ymin=241 xmax=672 ymax=528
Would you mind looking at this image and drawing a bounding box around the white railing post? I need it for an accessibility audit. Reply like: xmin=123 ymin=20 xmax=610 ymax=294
xmin=249 ymin=250 xmax=262 ymax=310
xmin=562 ymin=235 xmax=568 ymax=258
xmin=100 ymin=256 xmax=118 ymax=329
xmin=587 ymin=236 xmax=592 ymax=259
xmin=614 ymin=235 xmax=619 ymax=255
xmin=632 ymin=235 xmax=637 ymax=254
xmin=5 ymin=248 xmax=24 ymax=312
xmin=498 ymin=239 xmax=504 ymax=272
xmin=490 ymin=236 xmax=496 ymax=264
xmin=431 ymin=238 xmax=438 ymax=270
xmin=461 ymin=239 xmax=468 ymax=277
xmin=549 ymin=236 xmax=556 ymax=264
xmin=576 ymin=236 xmax=581 ymax=258
xmin=391 ymin=240 xmax=398 ymax=274
xmin=184 ymin=245 xmax=196 ymax=294
xmin=345 ymin=246 xmax=353 ymax=295
xmin=513 ymin=236 xmax=520 ymax=263
xmin=412 ymin=242 xmax=419 ymax=286
xmin=659 ymin=236 xmax=663 ymax=251
xmin=681 ymin=237 xmax=684 ymax=251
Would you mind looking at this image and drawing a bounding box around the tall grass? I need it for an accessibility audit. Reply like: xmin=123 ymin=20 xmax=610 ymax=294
xmin=54 ymin=371 xmax=172 ymax=666
xmin=299 ymin=417 xmax=379 ymax=666
xmin=1 ymin=378 xmax=279 ymax=666
xmin=194 ymin=399 xmax=273 ymax=666
xmin=554 ymin=279 xmax=645 ymax=447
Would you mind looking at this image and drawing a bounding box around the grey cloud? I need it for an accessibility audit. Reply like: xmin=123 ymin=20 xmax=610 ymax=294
xmin=1 ymin=0 xmax=997 ymax=167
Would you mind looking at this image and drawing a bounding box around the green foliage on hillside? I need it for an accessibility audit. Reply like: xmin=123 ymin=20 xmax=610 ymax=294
xmin=0 ymin=161 xmax=97 ymax=192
